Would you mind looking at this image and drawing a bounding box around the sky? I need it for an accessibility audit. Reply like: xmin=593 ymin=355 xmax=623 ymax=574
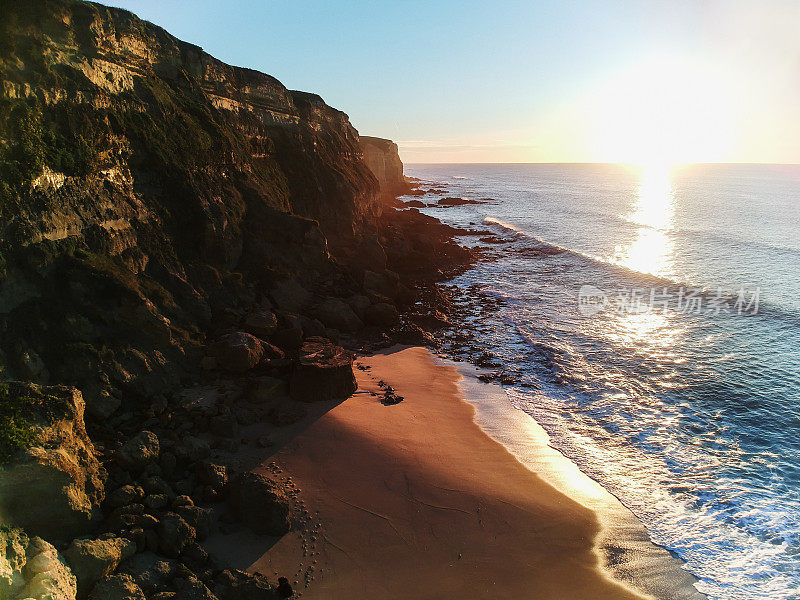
xmin=107 ymin=0 xmax=800 ymax=164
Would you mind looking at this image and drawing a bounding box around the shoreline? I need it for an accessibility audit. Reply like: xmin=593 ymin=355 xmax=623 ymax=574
xmin=209 ymin=345 xmax=682 ymax=598
xmin=445 ymin=356 xmax=706 ymax=600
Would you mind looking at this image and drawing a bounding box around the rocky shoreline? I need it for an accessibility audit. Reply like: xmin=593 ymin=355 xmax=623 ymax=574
xmin=0 ymin=2 xmax=513 ymax=598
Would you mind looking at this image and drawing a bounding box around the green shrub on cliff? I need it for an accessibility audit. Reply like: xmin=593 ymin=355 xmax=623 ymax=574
xmin=0 ymin=383 xmax=70 ymax=463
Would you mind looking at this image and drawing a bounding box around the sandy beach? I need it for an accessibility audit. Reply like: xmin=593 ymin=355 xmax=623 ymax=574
xmin=233 ymin=346 xmax=654 ymax=599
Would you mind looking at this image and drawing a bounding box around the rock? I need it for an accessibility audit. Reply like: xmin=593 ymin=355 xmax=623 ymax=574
xmin=360 ymin=136 xmax=408 ymax=197
xmin=346 ymin=294 xmax=371 ymax=321
xmin=409 ymin=310 xmax=450 ymax=330
xmin=107 ymin=485 xmax=144 ymax=509
xmin=363 ymin=269 xmax=399 ymax=299
xmin=269 ymin=280 xmax=312 ymax=313
xmin=144 ymin=494 xmax=169 ymax=510
xmin=178 ymin=388 xmax=221 ymax=417
xmin=208 ymin=332 xmax=265 ymax=373
xmin=196 ymin=462 xmax=228 ymax=489
xmin=141 ymin=476 xmax=173 ymax=498
xmin=64 ymin=535 xmax=136 ymax=596
xmin=266 ymin=402 xmax=306 ymax=427
xmin=84 ymin=389 xmax=122 ymax=420
xmin=0 ymin=526 xmax=29 ymax=598
xmin=199 ymin=357 xmax=217 ymax=371
xmin=395 ymin=323 xmax=435 ymax=345
xmin=118 ymin=552 xmax=176 ymax=594
xmin=116 ymin=431 xmax=160 ymax=472
xmin=87 ymin=573 xmax=145 ymax=600
xmin=176 ymin=578 xmax=218 ymax=600
xmin=241 ymin=310 xmax=278 ymax=339
xmin=364 ymin=302 xmax=399 ymax=327
xmin=289 ymin=338 xmax=357 ymax=402
xmin=259 ymin=341 xmax=285 ymax=361
xmin=269 ymin=327 xmax=303 ymax=354
xmin=106 ymin=504 xmax=145 ymax=531
xmin=13 ymin=535 xmax=78 ymax=600
xmin=246 ymin=377 xmax=288 ymax=404
xmin=174 ymin=506 xmax=213 ymax=540
xmin=226 ymin=473 xmax=290 ymax=536
xmin=313 ymin=298 xmax=363 ymax=332
xmin=156 ymin=513 xmax=195 ymax=558
xmin=276 ymin=576 xmax=293 ymax=599
xmin=0 ymin=383 xmax=104 ymax=542
xmin=213 ymin=569 xmax=280 ymax=600
xmin=174 ymin=437 xmax=210 ymax=463
xmin=438 ymin=196 xmax=487 ymax=206
xmin=404 ymin=199 xmax=426 ymax=208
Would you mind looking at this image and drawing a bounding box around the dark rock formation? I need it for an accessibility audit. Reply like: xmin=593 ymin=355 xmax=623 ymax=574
xmin=226 ymin=472 xmax=290 ymax=537
xmin=289 ymin=338 xmax=357 ymax=401
xmin=359 ymin=136 xmax=409 ymax=197
xmin=0 ymin=0 xmax=381 ymax=401
xmin=438 ymin=196 xmax=488 ymax=206
xmin=0 ymin=2 xmax=483 ymax=598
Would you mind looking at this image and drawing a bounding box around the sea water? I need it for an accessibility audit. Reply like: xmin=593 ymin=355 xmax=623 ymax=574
xmin=403 ymin=163 xmax=800 ymax=600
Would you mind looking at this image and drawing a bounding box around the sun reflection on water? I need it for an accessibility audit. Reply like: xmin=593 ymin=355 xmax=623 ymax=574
xmin=612 ymin=164 xmax=676 ymax=277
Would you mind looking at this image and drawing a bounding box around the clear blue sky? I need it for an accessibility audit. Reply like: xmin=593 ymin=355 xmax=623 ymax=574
xmin=106 ymin=1 xmax=800 ymax=163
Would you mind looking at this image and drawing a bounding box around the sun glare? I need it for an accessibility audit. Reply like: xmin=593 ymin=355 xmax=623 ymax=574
xmin=591 ymin=56 xmax=739 ymax=165
xmin=612 ymin=164 xmax=676 ymax=277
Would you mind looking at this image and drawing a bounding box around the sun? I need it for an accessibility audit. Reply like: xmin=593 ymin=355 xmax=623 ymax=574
xmin=591 ymin=55 xmax=739 ymax=166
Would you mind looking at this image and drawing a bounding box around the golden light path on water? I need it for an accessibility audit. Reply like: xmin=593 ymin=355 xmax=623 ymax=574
xmin=612 ymin=164 xmax=676 ymax=278
xmin=601 ymin=164 xmax=683 ymax=354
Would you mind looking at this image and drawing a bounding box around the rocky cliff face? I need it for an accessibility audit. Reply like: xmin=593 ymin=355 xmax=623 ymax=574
xmin=0 ymin=3 xmax=478 ymax=598
xmin=0 ymin=383 xmax=104 ymax=543
xmin=0 ymin=0 xmax=386 ymax=407
xmin=359 ymin=136 xmax=409 ymax=197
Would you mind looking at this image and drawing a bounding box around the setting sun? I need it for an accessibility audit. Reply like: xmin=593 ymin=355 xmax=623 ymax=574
xmin=591 ymin=56 xmax=740 ymax=165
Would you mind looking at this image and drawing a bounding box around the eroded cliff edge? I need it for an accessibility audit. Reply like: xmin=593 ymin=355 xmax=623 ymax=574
xmin=359 ymin=136 xmax=410 ymax=197
xmin=0 ymin=1 xmax=479 ymax=598
xmin=0 ymin=0 xmax=424 ymax=402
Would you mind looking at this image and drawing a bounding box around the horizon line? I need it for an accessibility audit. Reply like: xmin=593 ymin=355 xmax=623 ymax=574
xmin=402 ymin=161 xmax=800 ymax=166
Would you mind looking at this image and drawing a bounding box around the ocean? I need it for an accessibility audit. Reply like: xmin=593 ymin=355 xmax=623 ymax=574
xmin=403 ymin=163 xmax=800 ymax=600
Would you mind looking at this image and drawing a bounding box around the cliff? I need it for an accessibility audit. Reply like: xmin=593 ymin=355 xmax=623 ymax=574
xmin=359 ymin=136 xmax=409 ymax=196
xmin=0 ymin=0 xmax=390 ymax=407
xmin=0 ymin=2 xmax=477 ymax=597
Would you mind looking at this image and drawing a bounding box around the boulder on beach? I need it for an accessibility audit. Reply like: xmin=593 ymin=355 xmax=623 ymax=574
xmin=289 ymin=337 xmax=357 ymax=402
xmin=207 ymin=332 xmax=265 ymax=373
xmin=87 ymin=573 xmax=145 ymax=600
xmin=156 ymin=513 xmax=196 ymax=558
xmin=226 ymin=472 xmax=291 ymax=536
xmin=242 ymin=310 xmax=278 ymax=339
xmin=364 ymin=302 xmax=400 ymax=327
xmin=313 ymin=297 xmax=364 ymax=332
xmin=214 ymin=569 xmax=282 ymax=600
xmin=64 ymin=535 xmax=136 ymax=596
xmin=116 ymin=430 xmax=160 ymax=472
xmin=363 ymin=269 xmax=399 ymax=299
